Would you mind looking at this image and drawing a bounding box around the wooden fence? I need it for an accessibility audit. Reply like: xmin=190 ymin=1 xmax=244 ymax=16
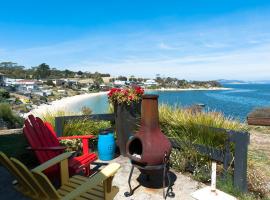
xmin=55 ymin=113 xmax=249 ymax=192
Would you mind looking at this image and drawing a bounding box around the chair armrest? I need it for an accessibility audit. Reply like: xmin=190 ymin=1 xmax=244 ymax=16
xmin=32 ymin=152 xmax=74 ymax=173
xmin=26 ymin=146 xmax=66 ymax=151
xmin=62 ymin=163 xmax=121 ymax=200
xmin=58 ymin=135 xmax=95 ymax=154
xmin=58 ymin=135 xmax=95 ymax=140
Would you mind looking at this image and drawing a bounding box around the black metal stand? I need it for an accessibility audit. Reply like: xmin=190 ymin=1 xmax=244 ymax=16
xmin=163 ymin=152 xmax=175 ymax=199
xmin=124 ymin=152 xmax=175 ymax=199
xmin=124 ymin=165 xmax=135 ymax=197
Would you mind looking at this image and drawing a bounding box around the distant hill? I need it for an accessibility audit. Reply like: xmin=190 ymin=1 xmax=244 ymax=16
xmin=218 ymin=79 xmax=270 ymax=84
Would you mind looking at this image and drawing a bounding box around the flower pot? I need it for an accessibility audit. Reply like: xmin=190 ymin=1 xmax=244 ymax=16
xmin=114 ymin=101 xmax=141 ymax=156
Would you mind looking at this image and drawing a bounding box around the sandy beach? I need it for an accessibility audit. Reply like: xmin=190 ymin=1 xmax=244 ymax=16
xmin=25 ymin=91 xmax=108 ymax=118
xmin=25 ymin=87 xmax=231 ymax=118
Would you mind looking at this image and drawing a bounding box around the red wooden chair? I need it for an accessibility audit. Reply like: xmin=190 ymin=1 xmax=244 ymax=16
xmin=23 ymin=114 xmax=97 ymax=178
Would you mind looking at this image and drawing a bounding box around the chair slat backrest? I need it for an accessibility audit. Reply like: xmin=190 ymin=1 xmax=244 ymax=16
xmin=36 ymin=117 xmax=60 ymax=146
xmin=23 ymin=115 xmax=61 ymax=163
xmin=23 ymin=119 xmax=49 ymax=163
xmin=11 ymin=157 xmax=59 ymax=200
xmin=0 ymin=152 xmax=37 ymax=197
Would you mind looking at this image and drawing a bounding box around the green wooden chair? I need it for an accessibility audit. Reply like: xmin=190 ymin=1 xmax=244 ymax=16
xmin=0 ymin=151 xmax=120 ymax=200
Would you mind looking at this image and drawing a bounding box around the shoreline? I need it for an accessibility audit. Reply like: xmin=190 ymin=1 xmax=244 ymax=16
xmin=146 ymin=87 xmax=232 ymax=91
xmin=25 ymin=91 xmax=108 ymax=118
xmin=24 ymin=87 xmax=230 ymax=118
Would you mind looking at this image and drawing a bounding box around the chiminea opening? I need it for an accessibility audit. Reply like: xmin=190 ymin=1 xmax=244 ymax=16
xmin=128 ymin=138 xmax=142 ymax=158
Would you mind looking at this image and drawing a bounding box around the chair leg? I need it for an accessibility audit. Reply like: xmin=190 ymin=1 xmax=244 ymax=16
xmin=85 ymin=165 xmax=90 ymax=176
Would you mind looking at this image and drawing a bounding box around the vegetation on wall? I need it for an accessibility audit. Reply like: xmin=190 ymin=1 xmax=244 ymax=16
xmin=0 ymin=103 xmax=23 ymax=129
xmin=159 ymin=105 xmax=269 ymax=199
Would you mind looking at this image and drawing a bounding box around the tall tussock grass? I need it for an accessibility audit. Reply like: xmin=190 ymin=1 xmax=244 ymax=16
xmin=159 ymin=104 xmax=247 ymax=148
xmin=159 ymin=105 xmax=270 ymax=199
xmin=40 ymin=110 xmax=111 ymax=136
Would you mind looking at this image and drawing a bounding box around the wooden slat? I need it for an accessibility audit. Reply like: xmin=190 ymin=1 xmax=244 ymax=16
xmin=61 ymin=163 xmax=120 ymax=200
xmin=32 ymin=152 xmax=73 ymax=173
xmin=60 ymin=159 xmax=69 ymax=185
xmin=59 ymin=187 xmax=103 ymax=200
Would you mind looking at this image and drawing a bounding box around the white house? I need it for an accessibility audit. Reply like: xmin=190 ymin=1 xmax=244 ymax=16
xmin=113 ymin=80 xmax=126 ymax=86
xmin=16 ymin=80 xmax=39 ymax=91
xmin=144 ymin=79 xmax=158 ymax=86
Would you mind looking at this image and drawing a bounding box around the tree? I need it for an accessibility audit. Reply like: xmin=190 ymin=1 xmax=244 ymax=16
xmin=177 ymin=79 xmax=188 ymax=88
xmin=64 ymin=69 xmax=74 ymax=78
xmin=34 ymin=63 xmax=51 ymax=79
xmin=77 ymin=71 xmax=83 ymax=75
xmin=129 ymin=75 xmax=137 ymax=82
xmin=109 ymin=78 xmax=115 ymax=82
xmin=117 ymin=76 xmax=127 ymax=81
xmin=0 ymin=88 xmax=10 ymax=101
xmin=45 ymin=80 xmax=55 ymax=87
xmin=93 ymin=72 xmax=104 ymax=89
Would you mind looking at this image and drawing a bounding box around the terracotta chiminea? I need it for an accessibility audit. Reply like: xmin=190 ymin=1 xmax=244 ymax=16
xmin=126 ymin=94 xmax=172 ymax=166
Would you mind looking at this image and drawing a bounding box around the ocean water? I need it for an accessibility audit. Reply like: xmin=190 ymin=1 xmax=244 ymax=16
xmin=72 ymin=84 xmax=270 ymax=122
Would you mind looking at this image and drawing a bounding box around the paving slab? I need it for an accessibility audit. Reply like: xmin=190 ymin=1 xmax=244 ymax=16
xmin=97 ymin=155 xmax=204 ymax=200
xmin=0 ymin=155 xmax=203 ymax=200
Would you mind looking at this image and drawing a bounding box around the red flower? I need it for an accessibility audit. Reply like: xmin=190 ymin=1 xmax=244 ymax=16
xmin=108 ymin=87 xmax=144 ymax=105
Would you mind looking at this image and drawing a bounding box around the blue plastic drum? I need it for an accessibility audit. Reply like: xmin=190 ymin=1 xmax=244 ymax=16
xmin=98 ymin=130 xmax=116 ymax=161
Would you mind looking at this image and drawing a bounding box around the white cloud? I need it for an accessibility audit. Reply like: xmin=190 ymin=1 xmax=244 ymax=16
xmin=1 ymin=9 xmax=270 ymax=80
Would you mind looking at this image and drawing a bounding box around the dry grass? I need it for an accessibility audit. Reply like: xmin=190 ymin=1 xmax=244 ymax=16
xmin=248 ymin=107 xmax=270 ymax=118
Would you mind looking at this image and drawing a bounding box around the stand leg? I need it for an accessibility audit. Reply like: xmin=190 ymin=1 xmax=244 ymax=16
xmin=166 ymin=165 xmax=175 ymax=198
xmin=124 ymin=165 xmax=134 ymax=197
xmin=163 ymin=152 xmax=175 ymax=199
xmin=163 ymin=163 xmax=167 ymax=199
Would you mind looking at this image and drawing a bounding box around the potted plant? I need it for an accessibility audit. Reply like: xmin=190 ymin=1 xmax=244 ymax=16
xmin=108 ymin=86 xmax=144 ymax=156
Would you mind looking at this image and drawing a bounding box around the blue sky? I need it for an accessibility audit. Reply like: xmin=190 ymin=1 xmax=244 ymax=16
xmin=1 ymin=0 xmax=270 ymax=80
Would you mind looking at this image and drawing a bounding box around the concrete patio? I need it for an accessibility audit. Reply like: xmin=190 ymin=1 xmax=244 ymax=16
xmin=0 ymin=154 xmax=203 ymax=200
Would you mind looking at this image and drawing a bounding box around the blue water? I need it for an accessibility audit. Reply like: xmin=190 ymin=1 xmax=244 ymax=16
xmin=73 ymin=84 xmax=270 ymax=122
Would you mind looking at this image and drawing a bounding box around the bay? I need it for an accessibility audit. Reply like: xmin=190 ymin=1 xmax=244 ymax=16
xmin=72 ymin=84 xmax=270 ymax=122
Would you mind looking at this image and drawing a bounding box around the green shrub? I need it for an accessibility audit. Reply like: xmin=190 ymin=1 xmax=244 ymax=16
xmin=63 ymin=118 xmax=111 ymax=136
xmin=81 ymin=106 xmax=92 ymax=115
xmin=40 ymin=110 xmax=111 ymax=136
xmin=40 ymin=110 xmax=111 ymax=153
xmin=40 ymin=110 xmax=75 ymax=129
xmin=0 ymin=103 xmax=23 ymax=128
xmin=0 ymin=88 xmax=10 ymax=100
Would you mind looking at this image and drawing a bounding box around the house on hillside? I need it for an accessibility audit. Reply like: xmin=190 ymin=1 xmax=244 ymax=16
xmin=52 ymin=79 xmax=65 ymax=86
xmin=16 ymin=80 xmax=39 ymax=92
xmin=144 ymin=79 xmax=158 ymax=86
xmin=78 ymin=79 xmax=94 ymax=86
xmin=113 ymin=80 xmax=126 ymax=87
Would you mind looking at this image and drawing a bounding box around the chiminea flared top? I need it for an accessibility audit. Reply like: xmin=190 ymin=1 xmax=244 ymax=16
xmin=141 ymin=94 xmax=159 ymax=129
xmin=126 ymin=94 xmax=172 ymax=166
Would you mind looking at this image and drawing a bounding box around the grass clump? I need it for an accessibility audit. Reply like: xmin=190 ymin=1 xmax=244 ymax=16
xmin=63 ymin=118 xmax=111 ymax=136
xmin=40 ymin=109 xmax=111 ymax=153
xmin=40 ymin=110 xmax=111 ymax=136
xmin=159 ymin=105 xmax=268 ymax=198
xmin=159 ymin=104 xmax=246 ymax=148
xmin=0 ymin=103 xmax=23 ymax=128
